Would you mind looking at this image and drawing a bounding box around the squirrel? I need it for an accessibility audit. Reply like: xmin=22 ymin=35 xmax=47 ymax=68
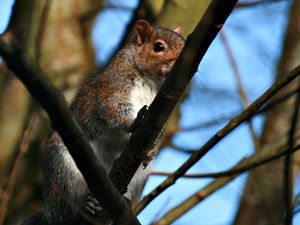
xmin=21 ymin=20 xmax=184 ymax=225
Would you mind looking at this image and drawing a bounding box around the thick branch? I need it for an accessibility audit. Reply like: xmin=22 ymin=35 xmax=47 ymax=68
xmin=135 ymin=65 xmax=300 ymax=214
xmin=0 ymin=38 xmax=140 ymax=225
xmin=109 ymin=0 xmax=239 ymax=197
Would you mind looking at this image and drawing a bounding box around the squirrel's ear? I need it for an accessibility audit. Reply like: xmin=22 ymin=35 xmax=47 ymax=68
xmin=135 ymin=20 xmax=154 ymax=45
xmin=174 ymin=26 xmax=183 ymax=34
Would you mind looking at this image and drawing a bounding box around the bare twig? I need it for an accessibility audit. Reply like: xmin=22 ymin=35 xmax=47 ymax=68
xmin=151 ymin=169 xmax=242 ymax=225
xmin=150 ymin=171 xmax=203 ymax=178
xmin=134 ymin=65 xmax=300 ymax=214
xmin=151 ymin=129 xmax=300 ymax=179
xmin=166 ymin=141 xmax=197 ymax=154
xmin=151 ymin=143 xmax=300 ymax=225
xmin=259 ymin=86 xmax=300 ymax=113
xmin=180 ymin=114 xmax=233 ymax=132
xmin=0 ymin=113 xmax=38 ymax=225
xmin=179 ymin=86 xmax=300 ymax=133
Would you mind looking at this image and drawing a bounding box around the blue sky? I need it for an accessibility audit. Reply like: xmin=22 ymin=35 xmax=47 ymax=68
xmin=1 ymin=0 xmax=298 ymax=224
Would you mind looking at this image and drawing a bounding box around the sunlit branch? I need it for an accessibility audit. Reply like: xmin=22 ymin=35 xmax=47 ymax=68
xmin=134 ymin=65 xmax=300 ymax=215
xmin=178 ymin=86 xmax=300 ymax=134
xmin=151 ymin=143 xmax=300 ymax=225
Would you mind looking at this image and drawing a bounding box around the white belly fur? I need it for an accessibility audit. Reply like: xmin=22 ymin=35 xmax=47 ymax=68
xmin=63 ymin=79 xmax=158 ymax=201
xmin=129 ymin=80 xmax=157 ymax=118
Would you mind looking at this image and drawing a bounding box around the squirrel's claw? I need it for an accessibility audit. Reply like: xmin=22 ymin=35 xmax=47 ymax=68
xmin=84 ymin=194 xmax=102 ymax=217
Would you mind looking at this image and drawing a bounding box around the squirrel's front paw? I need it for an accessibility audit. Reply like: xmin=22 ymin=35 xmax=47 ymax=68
xmin=137 ymin=105 xmax=149 ymax=119
xmin=130 ymin=105 xmax=149 ymax=132
xmin=84 ymin=194 xmax=102 ymax=217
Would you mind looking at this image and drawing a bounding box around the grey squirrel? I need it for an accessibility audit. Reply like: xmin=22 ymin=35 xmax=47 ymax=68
xmin=21 ymin=20 xmax=184 ymax=225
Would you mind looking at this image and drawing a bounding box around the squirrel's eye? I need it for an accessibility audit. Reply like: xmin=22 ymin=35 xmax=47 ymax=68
xmin=153 ymin=42 xmax=165 ymax=52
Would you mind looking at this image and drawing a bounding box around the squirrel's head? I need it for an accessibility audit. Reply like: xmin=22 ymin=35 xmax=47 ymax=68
xmin=133 ymin=20 xmax=185 ymax=78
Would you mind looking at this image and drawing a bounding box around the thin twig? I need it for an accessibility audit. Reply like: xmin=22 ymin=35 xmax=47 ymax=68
xmin=151 ymin=143 xmax=300 ymax=225
xmin=150 ymin=171 xmax=207 ymax=178
xmin=151 ymin=130 xmax=300 ymax=179
xmin=170 ymin=86 xmax=300 ymax=155
xmin=179 ymin=86 xmax=300 ymax=133
xmin=166 ymin=141 xmax=197 ymax=154
xmin=134 ymin=65 xmax=300 ymax=215
xmin=259 ymin=86 xmax=300 ymax=113
xmin=151 ymin=169 xmax=242 ymax=225
xmin=180 ymin=114 xmax=233 ymax=132
xmin=0 ymin=113 xmax=38 ymax=225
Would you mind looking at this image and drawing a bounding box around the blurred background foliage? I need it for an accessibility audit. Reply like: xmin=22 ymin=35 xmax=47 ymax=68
xmin=0 ymin=0 xmax=300 ymax=225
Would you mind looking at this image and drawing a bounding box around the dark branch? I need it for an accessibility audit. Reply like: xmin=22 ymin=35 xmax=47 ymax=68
xmin=109 ymin=0 xmax=239 ymax=196
xmin=0 ymin=37 xmax=140 ymax=225
xmin=151 ymin=142 xmax=300 ymax=179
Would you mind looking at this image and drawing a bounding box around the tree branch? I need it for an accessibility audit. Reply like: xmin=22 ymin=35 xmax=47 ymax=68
xmin=109 ymin=0 xmax=239 ymax=198
xmin=134 ymin=65 xmax=300 ymax=214
xmin=0 ymin=37 xmax=140 ymax=225
xmin=151 ymin=129 xmax=300 ymax=179
xmin=179 ymin=86 xmax=300 ymax=133
xmin=151 ymin=142 xmax=300 ymax=225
